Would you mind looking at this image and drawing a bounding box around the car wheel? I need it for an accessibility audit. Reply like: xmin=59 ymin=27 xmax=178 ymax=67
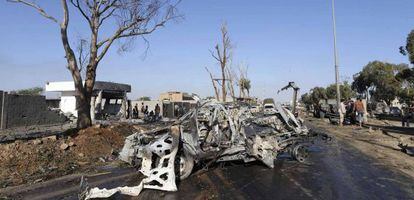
xmin=177 ymin=152 xmax=194 ymax=180
xmin=290 ymin=144 xmax=308 ymax=163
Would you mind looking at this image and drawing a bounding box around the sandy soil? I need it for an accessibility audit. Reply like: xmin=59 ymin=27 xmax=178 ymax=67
xmin=306 ymin=117 xmax=414 ymax=179
xmin=0 ymin=123 xmax=151 ymax=188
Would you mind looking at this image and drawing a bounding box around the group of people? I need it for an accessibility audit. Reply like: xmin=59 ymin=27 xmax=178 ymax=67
xmin=131 ymin=103 xmax=161 ymax=119
xmin=338 ymin=97 xmax=365 ymax=127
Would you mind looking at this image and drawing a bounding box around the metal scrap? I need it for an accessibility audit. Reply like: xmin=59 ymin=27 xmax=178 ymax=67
xmin=83 ymin=100 xmax=322 ymax=199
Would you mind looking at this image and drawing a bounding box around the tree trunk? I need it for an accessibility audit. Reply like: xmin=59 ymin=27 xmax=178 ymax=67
xmin=76 ymin=92 xmax=92 ymax=129
xmin=239 ymin=85 xmax=242 ymax=98
xmin=59 ymin=0 xmax=93 ymax=129
xmin=205 ymin=67 xmax=220 ymax=101
xmin=226 ymin=68 xmax=235 ymax=100
xmin=221 ymin=67 xmax=226 ymax=102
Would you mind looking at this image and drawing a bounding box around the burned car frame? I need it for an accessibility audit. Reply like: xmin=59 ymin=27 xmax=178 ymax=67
xmin=83 ymin=100 xmax=324 ymax=199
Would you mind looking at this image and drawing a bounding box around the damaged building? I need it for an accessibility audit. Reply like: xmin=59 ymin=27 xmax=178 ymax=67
xmin=159 ymin=91 xmax=198 ymax=118
xmin=45 ymin=81 xmax=131 ymax=120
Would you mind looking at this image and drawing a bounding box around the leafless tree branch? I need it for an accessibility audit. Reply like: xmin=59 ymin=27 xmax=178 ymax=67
xmin=69 ymin=0 xmax=92 ymax=25
xmin=7 ymin=0 xmax=59 ymax=23
xmin=96 ymin=1 xmax=180 ymax=63
xmin=206 ymin=67 xmax=220 ymax=101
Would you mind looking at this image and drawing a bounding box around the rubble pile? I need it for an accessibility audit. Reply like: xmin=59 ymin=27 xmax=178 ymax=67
xmin=83 ymin=100 xmax=323 ymax=199
xmin=0 ymin=124 xmax=139 ymax=188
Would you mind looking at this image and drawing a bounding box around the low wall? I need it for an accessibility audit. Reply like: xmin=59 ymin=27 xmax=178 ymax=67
xmin=0 ymin=92 xmax=67 ymax=129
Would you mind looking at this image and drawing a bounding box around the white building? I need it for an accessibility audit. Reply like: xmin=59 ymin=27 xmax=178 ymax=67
xmin=45 ymin=81 xmax=131 ymax=119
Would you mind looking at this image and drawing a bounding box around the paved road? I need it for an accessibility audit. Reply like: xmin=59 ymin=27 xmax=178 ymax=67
xmin=2 ymin=131 xmax=413 ymax=200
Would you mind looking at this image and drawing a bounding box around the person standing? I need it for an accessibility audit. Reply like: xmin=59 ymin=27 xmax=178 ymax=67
xmin=132 ymin=104 xmax=139 ymax=119
xmin=174 ymin=104 xmax=179 ymax=118
xmin=338 ymin=99 xmax=346 ymax=126
xmin=144 ymin=105 xmax=149 ymax=115
xmin=140 ymin=102 xmax=145 ymax=118
xmin=354 ymin=98 xmax=365 ymax=127
xmin=401 ymin=105 xmax=411 ymax=127
xmin=154 ymin=103 xmax=161 ymax=117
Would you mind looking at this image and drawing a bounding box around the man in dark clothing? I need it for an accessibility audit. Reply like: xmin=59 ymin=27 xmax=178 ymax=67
xmin=132 ymin=104 xmax=139 ymax=119
xmin=144 ymin=105 xmax=149 ymax=115
xmin=140 ymin=103 xmax=145 ymax=114
xmin=401 ymin=106 xmax=411 ymax=127
xmin=154 ymin=104 xmax=161 ymax=117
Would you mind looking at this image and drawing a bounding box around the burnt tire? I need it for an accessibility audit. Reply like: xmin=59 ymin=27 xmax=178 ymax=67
xmin=177 ymin=152 xmax=194 ymax=180
xmin=290 ymin=144 xmax=308 ymax=163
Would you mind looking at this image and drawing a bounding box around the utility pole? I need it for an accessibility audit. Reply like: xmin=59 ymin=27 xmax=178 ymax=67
xmin=331 ymin=0 xmax=341 ymax=113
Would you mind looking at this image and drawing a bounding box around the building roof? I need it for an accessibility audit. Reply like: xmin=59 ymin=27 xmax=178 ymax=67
xmin=94 ymin=81 xmax=131 ymax=92
xmin=45 ymin=81 xmax=131 ymax=92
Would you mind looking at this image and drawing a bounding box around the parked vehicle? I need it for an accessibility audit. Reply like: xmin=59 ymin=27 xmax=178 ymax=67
xmin=263 ymin=98 xmax=277 ymax=115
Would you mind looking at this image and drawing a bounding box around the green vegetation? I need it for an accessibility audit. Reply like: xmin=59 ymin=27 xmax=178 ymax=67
xmin=138 ymin=96 xmax=151 ymax=101
xmin=300 ymin=87 xmax=327 ymax=106
xmin=12 ymin=87 xmax=43 ymax=96
xmin=326 ymin=81 xmax=355 ymax=101
xmin=352 ymin=61 xmax=407 ymax=104
xmin=239 ymin=78 xmax=251 ymax=97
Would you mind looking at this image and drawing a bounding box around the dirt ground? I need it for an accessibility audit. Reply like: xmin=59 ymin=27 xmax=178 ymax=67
xmin=306 ymin=117 xmax=414 ymax=179
xmin=0 ymin=123 xmax=156 ymax=188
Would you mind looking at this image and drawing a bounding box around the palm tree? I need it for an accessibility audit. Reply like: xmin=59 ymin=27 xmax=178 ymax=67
xmin=239 ymin=78 xmax=251 ymax=97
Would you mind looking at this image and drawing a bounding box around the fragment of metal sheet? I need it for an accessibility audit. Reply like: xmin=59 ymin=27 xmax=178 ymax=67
xmin=216 ymin=146 xmax=246 ymax=162
xmin=246 ymin=135 xmax=281 ymax=168
xmin=140 ymin=126 xmax=180 ymax=191
xmin=274 ymin=103 xmax=302 ymax=133
xmin=118 ymin=133 xmax=139 ymax=163
xmin=282 ymin=106 xmax=300 ymax=127
xmin=275 ymin=103 xmax=291 ymax=126
xmin=85 ymin=184 xmax=144 ymax=200
xmin=84 ymin=126 xmax=180 ymax=199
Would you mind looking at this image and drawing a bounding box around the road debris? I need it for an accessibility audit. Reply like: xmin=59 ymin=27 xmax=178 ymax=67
xmin=398 ymin=143 xmax=414 ymax=156
xmin=60 ymin=143 xmax=69 ymax=150
xmin=83 ymin=100 xmax=325 ymax=199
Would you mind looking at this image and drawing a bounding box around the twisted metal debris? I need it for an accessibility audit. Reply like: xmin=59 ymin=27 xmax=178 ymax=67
xmin=83 ymin=100 xmax=323 ymax=199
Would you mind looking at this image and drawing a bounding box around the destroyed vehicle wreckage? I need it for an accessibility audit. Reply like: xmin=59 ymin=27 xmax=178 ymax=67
xmin=83 ymin=100 xmax=327 ymax=199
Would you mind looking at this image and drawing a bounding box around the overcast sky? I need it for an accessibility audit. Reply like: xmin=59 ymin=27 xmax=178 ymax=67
xmin=0 ymin=0 xmax=413 ymax=102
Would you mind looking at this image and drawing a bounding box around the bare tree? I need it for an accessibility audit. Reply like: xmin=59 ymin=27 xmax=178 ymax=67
xmin=8 ymin=0 xmax=180 ymax=128
xmin=76 ymin=38 xmax=89 ymax=76
xmin=226 ymin=67 xmax=236 ymax=100
xmin=210 ymin=23 xmax=231 ymax=102
xmin=205 ymin=67 xmax=220 ymax=101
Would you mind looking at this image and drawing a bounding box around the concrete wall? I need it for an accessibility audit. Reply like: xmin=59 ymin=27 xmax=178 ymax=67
xmin=0 ymin=93 xmax=67 ymax=129
xmin=0 ymin=91 xmax=5 ymax=129
xmin=161 ymin=101 xmax=196 ymax=118
xmin=159 ymin=92 xmax=184 ymax=101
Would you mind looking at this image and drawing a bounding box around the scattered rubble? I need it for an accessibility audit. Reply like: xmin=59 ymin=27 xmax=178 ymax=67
xmin=60 ymin=143 xmax=69 ymax=150
xmin=83 ymin=100 xmax=327 ymax=199
xmin=32 ymin=139 xmax=42 ymax=145
xmin=398 ymin=143 xmax=414 ymax=156
xmin=0 ymin=123 xmax=144 ymax=188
